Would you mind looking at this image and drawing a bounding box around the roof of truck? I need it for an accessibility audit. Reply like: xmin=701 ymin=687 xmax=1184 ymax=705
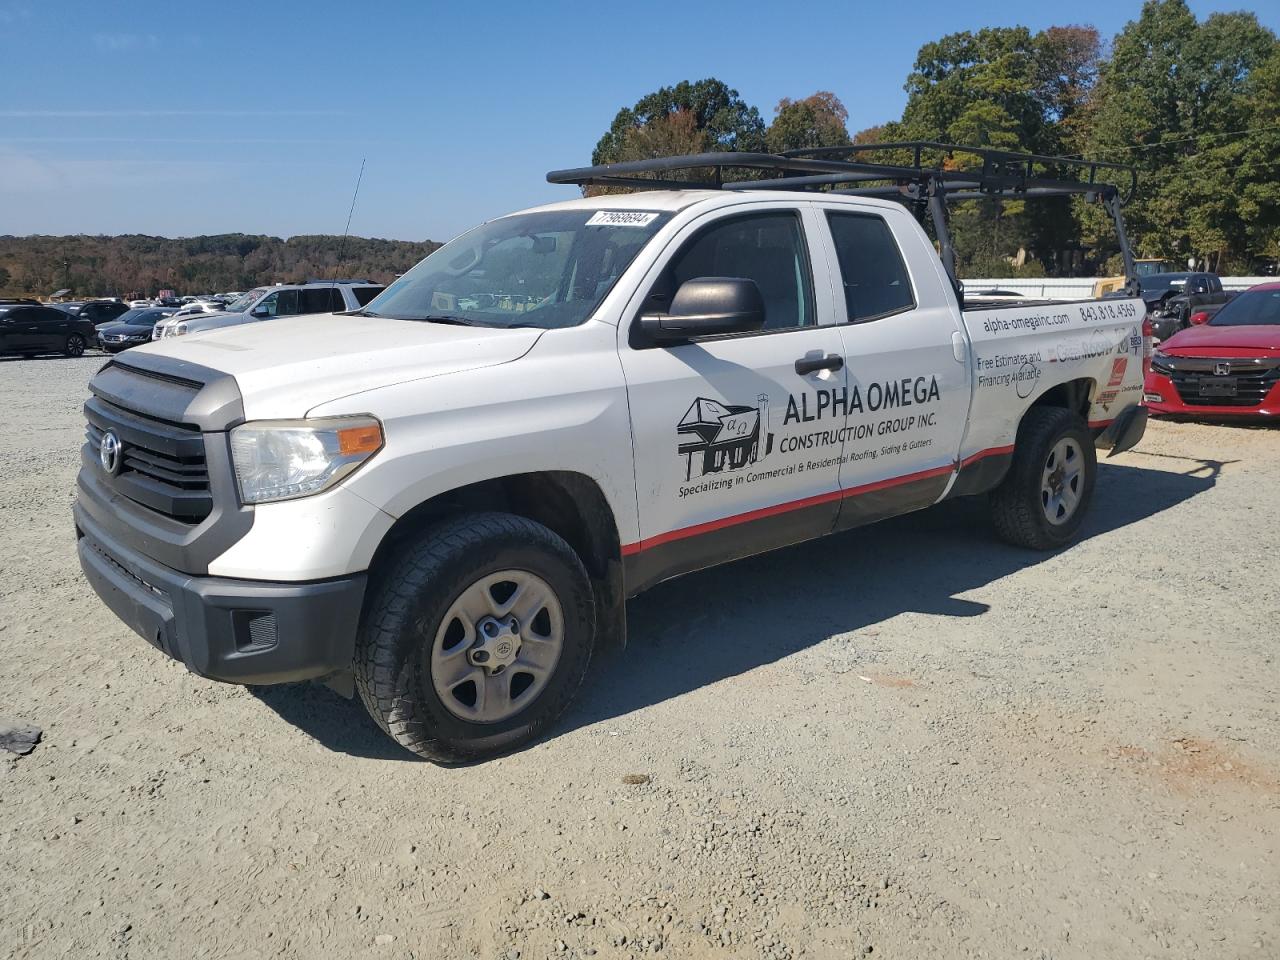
xmin=514 ymin=188 xmax=903 ymax=219
xmin=517 ymin=190 xmax=720 ymax=215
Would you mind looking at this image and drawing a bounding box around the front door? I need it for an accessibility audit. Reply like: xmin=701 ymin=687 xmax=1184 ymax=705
xmin=619 ymin=205 xmax=850 ymax=592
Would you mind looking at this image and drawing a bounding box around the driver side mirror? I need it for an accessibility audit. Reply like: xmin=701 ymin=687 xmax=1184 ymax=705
xmin=250 ymin=306 xmax=270 ymax=318
xmin=640 ymin=277 xmax=765 ymax=345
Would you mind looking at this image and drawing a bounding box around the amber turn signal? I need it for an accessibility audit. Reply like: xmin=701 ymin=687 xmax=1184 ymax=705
xmin=338 ymin=423 xmax=383 ymax=456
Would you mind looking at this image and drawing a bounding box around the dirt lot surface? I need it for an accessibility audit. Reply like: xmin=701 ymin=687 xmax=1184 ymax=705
xmin=2 ymin=353 xmax=1277 ymax=960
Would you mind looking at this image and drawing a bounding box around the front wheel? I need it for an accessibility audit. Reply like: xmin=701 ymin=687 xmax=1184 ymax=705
xmin=989 ymin=407 xmax=1096 ymax=550
xmin=355 ymin=512 xmax=596 ymax=763
xmin=64 ymin=333 xmax=86 ymax=357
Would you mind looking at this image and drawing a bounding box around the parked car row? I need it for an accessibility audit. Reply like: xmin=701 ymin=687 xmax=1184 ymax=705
xmin=0 ymin=282 xmax=388 ymax=357
xmin=150 ymin=280 xmax=382 ymax=339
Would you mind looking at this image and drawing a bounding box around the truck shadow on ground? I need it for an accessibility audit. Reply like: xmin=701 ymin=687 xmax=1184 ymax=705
xmin=249 ymin=457 xmax=1221 ymax=761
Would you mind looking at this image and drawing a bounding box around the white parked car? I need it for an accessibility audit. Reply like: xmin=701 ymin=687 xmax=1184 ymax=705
xmin=76 ymin=144 xmax=1149 ymax=763
xmin=167 ymin=300 xmax=225 ymax=321
xmin=151 ymin=281 xmax=383 ymax=339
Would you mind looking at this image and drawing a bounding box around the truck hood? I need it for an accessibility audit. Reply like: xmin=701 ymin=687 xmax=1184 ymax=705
xmin=128 ymin=313 xmax=545 ymax=418
xmin=1161 ymin=323 xmax=1280 ymax=355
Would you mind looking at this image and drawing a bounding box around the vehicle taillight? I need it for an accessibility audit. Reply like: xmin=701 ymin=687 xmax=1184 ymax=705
xmin=1142 ymin=315 xmax=1153 ymax=379
xmin=1190 ymin=311 xmax=1210 ymax=325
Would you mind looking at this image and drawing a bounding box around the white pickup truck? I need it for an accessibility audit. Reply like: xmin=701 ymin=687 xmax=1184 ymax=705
xmin=75 ymin=145 xmax=1149 ymax=762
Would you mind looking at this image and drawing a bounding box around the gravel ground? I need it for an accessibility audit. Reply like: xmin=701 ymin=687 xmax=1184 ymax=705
xmin=1 ymin=352 xmax=1277 ymax=960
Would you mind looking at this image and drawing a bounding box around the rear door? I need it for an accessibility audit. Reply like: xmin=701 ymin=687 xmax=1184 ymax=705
xmin=812 ymin=202 xmax=972 ymax=528
xmin=35 ymin=307 xmax=70 ymax=349
xmin=618 ymin=203 xmax=850 ymax=590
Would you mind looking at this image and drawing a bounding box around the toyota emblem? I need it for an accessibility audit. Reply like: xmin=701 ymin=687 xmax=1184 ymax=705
xmin=99 ymin=430 xmax=122 ymax=475
xmin=1213 ymin=361 xmax=1231 ymax=376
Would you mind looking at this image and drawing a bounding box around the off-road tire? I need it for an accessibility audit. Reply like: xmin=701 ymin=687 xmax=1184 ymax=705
xmin=989 ymin=407 xmax=1096 ymax=550
xmin=64 ymin=334 xmax=86 ymax=357
xmin=354 ymin=512 xmax=596 ymax=763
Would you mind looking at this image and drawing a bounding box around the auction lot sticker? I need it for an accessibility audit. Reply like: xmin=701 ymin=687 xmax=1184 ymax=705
xmin=586 ymin=211 xmax=660 ymax=227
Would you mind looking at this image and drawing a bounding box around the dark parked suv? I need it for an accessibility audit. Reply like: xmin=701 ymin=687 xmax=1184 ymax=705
xmin=78 ymin=300 xmax=132 ymax=327
xmin=0 ymin=303 xmax=97 ymax=357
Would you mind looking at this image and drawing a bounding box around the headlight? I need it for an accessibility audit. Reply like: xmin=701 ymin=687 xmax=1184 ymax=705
xmin=229 ymin=416 xmax=384 ymax=504
xmin=171 ymin=322 xmax=189 ymax=337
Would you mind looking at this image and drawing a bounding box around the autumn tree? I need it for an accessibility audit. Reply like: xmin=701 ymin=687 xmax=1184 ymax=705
xmin=765 ymin=92 xmax=851 ymax=154
xmin=592 ymin=78 xmax=765 ymax=168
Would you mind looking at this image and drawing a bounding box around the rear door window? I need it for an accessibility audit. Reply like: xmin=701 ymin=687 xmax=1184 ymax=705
xmin=353 ymin=286 xmax=383 ymax=306
xmin=825 ymin=212 xmax=916 ymax=322
xmin=299 ymin=288 xmax=338 ymax=314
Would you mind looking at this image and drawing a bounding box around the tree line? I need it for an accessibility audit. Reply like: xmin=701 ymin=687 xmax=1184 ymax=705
xmin=589 ymin=0 xmax=1279 ymax=277
xmin=0 ymin=233 xmax=441 ymax=299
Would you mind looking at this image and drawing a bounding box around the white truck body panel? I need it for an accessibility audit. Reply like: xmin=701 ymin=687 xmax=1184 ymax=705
xmin=131 ymin=313 xmax=544 ymax=420
xmin=960 ymin=300 xmax=1144 ymax=466
xmin=108 ymin=190 xmax=1143 ymax=588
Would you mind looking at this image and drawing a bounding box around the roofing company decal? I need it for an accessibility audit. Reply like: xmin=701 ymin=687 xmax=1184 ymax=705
xmin=675 ymin=376 xmax=943 ymax=498
xmin=678 ymin=395 xmax=773 ymax=481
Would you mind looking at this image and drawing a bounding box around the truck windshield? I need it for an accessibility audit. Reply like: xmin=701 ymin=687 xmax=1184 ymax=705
xmin=364 ymin=210 xmax=672 ymax=329
xmin=1209 ymin=288 xmax=1280 ymax=326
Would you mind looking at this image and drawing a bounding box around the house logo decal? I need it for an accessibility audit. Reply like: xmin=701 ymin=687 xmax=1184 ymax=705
xmin=677 ymin=394 xmax=774 ymax=481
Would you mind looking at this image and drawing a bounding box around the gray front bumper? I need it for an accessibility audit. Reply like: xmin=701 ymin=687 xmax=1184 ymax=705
xmin=76 ymin=503 xmax=366 ymax=685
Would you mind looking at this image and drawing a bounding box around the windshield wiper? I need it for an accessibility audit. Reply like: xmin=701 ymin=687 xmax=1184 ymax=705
xmin=389 ymin=313 xmax=487 ymax=326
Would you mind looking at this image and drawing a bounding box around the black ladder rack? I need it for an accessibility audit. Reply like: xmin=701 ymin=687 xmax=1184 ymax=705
xmin=546 ymin=141 xmax=1139 ymax=291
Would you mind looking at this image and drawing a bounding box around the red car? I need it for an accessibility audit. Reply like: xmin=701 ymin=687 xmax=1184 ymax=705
xmin=1144 ymin=282 xmax=1280 ymax=418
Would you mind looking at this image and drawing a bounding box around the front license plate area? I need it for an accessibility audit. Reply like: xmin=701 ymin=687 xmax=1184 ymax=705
xmin=1198 ymin=377 xmax=1237 ymax=397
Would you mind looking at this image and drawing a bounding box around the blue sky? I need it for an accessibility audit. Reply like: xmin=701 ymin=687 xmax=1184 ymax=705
xmin=1 ymin=0 xmax=1274 ymax=242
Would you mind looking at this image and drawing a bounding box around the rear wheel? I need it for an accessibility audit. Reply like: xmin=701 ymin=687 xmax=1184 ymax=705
xmin=64 ymin=333 xmax=86 ymax=357
xmin=989 ymin=407 xmax=1096 ymax=550
xmin=354 ymin=512 xmax=596 ymax=763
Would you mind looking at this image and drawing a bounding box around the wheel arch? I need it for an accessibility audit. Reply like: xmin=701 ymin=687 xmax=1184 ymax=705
xmin=367 ymin=470 xmax=627 ymax=652
xmin=950 ymin=377 xmax=1096 ymax=499
xmin=1028 ymin=376 xmax=1095 ymax=422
